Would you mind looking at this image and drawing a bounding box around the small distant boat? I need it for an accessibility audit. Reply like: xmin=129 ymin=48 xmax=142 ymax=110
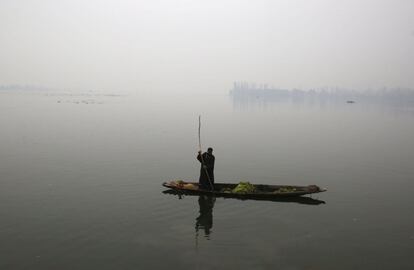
xmin=346 ymin=100 xmax=355 ymax=103
xmin=162 ymin=181 xmax=326 ymax=199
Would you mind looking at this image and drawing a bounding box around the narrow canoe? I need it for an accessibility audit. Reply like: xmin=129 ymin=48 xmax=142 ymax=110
xmin=162 ymin=181 xmax=326 ymax=199
xmin=162 ymin=189 xmax=326 ymax=205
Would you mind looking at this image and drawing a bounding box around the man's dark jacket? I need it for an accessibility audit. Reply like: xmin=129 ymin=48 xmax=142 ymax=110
xmin=197 ymin=152 xmax=215 ymax=189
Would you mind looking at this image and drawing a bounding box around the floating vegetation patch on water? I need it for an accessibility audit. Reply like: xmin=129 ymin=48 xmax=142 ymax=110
xmin=57 ymin=99 xmax=103 ymax=104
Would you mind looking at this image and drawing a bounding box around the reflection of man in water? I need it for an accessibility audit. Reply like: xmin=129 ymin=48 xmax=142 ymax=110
xmin=196 ymin=195 xmax=215 ymax=238
xmin=197 ymin=147 xmax=215 ymax=190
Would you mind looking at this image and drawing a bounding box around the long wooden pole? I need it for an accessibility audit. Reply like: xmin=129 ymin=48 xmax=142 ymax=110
xmin=198 ymin=115 xmax=202 ymax=151
xmin=198 ymin=115 xmax=214 ymax=191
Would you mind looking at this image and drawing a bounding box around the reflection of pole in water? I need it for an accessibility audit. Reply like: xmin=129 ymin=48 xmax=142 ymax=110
xmin=195 ymin=195 xmax=215 ymax=240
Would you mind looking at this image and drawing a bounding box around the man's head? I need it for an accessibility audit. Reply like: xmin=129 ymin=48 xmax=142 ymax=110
xmin=207 ymin=147 xmax=213 ymax=154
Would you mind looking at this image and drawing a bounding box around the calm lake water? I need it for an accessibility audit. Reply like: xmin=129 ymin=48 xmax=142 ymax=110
xmin=1 ymin=90 xmax=414 ymax=269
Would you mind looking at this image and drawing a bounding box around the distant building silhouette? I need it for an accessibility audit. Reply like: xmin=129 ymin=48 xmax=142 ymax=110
xmin=230 ymin=81 xmax=414 ymax=112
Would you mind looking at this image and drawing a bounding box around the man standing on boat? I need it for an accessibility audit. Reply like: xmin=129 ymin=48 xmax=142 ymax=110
xmin=197 ymin=147 xmax=215 ymax=190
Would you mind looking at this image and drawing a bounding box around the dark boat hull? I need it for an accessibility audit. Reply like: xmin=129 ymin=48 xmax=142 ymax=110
xmin=162 ymin=181 xmax=326 ymax=199
xmin=162 ymin=189 xmax=326 ymax=205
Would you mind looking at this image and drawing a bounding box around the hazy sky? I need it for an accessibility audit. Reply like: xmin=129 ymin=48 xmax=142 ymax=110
xmin=1 ymin=0 xmax=413 ymax=93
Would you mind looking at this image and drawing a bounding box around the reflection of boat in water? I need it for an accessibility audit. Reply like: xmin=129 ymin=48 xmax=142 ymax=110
xmin=162 ymin=189 xmax=326 ymax=205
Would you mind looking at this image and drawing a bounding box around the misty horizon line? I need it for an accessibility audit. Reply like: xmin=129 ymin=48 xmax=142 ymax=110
xmin=2 ymin=83 xmax=414 ymax=94
xmin=0 ymin=84 xmax=115 ymax=93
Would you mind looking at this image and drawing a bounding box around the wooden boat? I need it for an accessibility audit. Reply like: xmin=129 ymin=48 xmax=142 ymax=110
xmin=162 ymin=181 xmax=326 ymax=199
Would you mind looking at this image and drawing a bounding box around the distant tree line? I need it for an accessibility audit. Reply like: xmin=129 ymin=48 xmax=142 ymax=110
xmin=0 ymin=84 xmax=52 ymax=91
